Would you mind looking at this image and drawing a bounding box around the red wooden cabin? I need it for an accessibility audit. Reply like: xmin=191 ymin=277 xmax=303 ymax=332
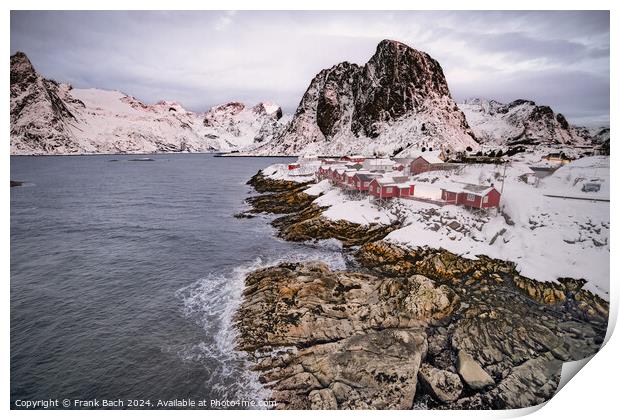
xmin=352 ymin=173 xmax=379 ymax=192
xmin=409 ymin=155 xmax=445 ymax=175
xmin=441 ymin=184 xmax=501 ymax=209
xmin=368 ymin=176 xmax=412 ymax=199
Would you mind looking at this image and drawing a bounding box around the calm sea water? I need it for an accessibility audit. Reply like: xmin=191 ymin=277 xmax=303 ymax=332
xmin=10 ymin=154 xmax=347 ymax=408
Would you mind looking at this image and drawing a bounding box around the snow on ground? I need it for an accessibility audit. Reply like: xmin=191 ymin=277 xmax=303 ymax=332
xmin=305 ymin=179 xmax=332 ymax=196
xmin=295 ymin=157 xmax=609 ymax=299
xmin=315 ymin=189 xmax=395 ymax=226
xmin=412 ymin=183 xmax=443 ymax=200
xmin=262 ymin=163 xmax=316 ymax=183
xmin=539 ymin=156 xmax=610 ymax=200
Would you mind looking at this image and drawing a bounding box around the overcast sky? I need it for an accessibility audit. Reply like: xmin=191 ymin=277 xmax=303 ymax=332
xmin=10 ymin=10 xmax=610 ymax=126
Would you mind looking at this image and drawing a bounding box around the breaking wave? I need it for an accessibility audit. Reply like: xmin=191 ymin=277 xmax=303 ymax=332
xmin=175 ymin=245 xmax=347 ymax=402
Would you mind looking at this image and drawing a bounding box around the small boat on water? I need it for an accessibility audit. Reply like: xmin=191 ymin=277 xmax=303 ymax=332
xmin=127 ymin=157 xmax=155 ymax=162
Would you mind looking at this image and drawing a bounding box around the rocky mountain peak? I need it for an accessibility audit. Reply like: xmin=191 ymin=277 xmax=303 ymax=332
xmin=11 ymin=51 xmax=37 ymax=86
xmin=258 ymin=39 xmax=478 ymax=156
xmin=252 ymin=101 xmax=283 ymax=119
xmin=352 ymin=39 xmax=453 ymax=138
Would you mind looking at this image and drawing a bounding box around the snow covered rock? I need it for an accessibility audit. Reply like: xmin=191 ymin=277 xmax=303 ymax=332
xmin=459 ymin=98 xmax=594 ymax=146
xmin=256 ymin=39 xmax=479 ymax=156
xmin=10 ymin=52 xmax=82 ymax=154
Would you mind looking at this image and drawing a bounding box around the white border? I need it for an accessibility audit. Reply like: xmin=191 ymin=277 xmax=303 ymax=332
xmin=3 ymin=1 xmax=616 ymax=419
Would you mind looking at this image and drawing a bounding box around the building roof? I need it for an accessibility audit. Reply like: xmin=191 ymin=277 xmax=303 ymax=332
xmin=510 ymin=162 xmax=535 ymax=175
xmin=365 ymin=158 xmax=397 ymax=166
xmin=353 ymin=173 xmax=380 ymax=182
xmin=372 ymin=175 xmax=412 ymax=186
xmin=413 ymin=154 xmax=444 ymax=164
xmin=440 ymin=182 xmax=496 ymax=196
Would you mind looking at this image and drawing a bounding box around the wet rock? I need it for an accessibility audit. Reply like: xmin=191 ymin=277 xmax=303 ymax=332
xmin=278 ymin=215 xmax=399 ymax=247
xmin=418 ymin=364 xmax=463 ymax=402
xmin=456 ymin=350 xmax=495 ymax=390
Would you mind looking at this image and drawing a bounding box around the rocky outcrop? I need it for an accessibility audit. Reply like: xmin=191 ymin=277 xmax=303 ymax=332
xmin=275 ymin=213 xmax=399 ymax=247
xmin=242 ymin=171 xmax=399 ymax=247
xmin=236 ymin=256 xmax=606 ymax=409
xmin=356 ymin=241 xmax=608 ymax=323
xmin=246 ymin=171 xmax=313 ymax=194
xmin=237 ymin=176 xmax=608 ymax=410
xmin=257 ymin=40 xmax=479 ymax=156
xmin=233 ymin=234 xmax=607 ymax=409
xmin=236 ymin=261 xmax=458 ymax=409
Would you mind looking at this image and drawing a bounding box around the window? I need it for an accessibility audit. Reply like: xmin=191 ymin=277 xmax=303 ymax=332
xmin=386 ymin=187 xmax=393 ymax=193
xmin=363 ymin=181 xmax=369 ymax=187
xmin=483 ymin=196 xmax=489 ymax=203
xmin=467 ymin=193 xmax=475 ymax=201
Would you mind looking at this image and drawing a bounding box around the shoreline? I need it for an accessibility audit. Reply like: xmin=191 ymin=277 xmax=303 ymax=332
xmin=232 ymin=169 xmax=609 ymax=410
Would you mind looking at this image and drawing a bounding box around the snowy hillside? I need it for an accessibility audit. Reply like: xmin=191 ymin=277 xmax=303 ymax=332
xmin=459 ymin=98 xmax=594 ymax=146
xmin=10 ymin=52 xmax=285 ymax=155
xmin=290 ymin=157 xmax=610 ymax=298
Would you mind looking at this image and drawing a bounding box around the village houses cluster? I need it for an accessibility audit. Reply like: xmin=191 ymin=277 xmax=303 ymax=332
xmin=288 ymin=153 xmax=502 ymax=210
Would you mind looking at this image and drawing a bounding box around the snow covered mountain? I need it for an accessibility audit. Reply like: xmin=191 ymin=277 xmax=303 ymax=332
xmin=458 ymin=98 xmax=595 ymax=146
xmin=10 ymin=52 xmax=284 ymax=155
xmin=253 ymin=40 xmax=479 ymax=157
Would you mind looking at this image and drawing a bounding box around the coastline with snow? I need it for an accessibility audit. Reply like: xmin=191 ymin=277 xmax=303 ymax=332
xmin=232 ymin=156 xmax=609 ymax=409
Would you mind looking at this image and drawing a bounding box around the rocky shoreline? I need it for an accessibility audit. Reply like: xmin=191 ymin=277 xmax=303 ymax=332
xmin=234 ymin=170 xmax=608 ymax=410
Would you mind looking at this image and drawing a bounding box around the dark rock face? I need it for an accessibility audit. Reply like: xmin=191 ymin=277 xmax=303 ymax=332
xmin=264 ymin=39 xmax=478 ymax=155
xmin=556 ymin=113 xmax=569 ymax=130
xmin=10 ymin=52 xmax=37 ymax=86
xmin=351 ymin=40 xmax=452 ymax=138
xmin=316 ymin=62 xmax=361 ymax=138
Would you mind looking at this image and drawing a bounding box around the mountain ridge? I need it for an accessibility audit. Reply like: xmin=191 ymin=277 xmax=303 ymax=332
xmin=10 ymin=51 xmax=285 ymax=155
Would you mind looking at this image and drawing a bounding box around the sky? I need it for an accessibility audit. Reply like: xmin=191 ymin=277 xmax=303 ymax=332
xmin=10 ymin=10 xmax=610 ymax=127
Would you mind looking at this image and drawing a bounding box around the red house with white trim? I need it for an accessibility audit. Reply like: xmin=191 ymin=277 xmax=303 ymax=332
xmin=441 ymin=183 xmax=501 ymax=209
xmin=368 ymin=176 xmax=413 ymax=199
xmin=352 ymin=173 xmax=380 ymax=192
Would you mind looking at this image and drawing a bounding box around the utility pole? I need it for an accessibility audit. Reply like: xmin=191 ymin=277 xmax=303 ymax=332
xmin=500 ymin=161 xmax=507 ymax=194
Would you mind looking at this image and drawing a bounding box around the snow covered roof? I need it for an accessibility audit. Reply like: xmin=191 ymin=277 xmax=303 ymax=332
xmin=510 ymin=162 xmax=535 ymax=175
xmin=373 ymin=175 xmax=412 ymax=186
xmin=440 ymin=182 xmax=497 ymax=196
xmin=354 ymin=173 xmax=381 ymax=182
xmin=365 ymin=158 xmax=397 ymax=166
xmin=414 ymin=153 xmax=444 ymax=164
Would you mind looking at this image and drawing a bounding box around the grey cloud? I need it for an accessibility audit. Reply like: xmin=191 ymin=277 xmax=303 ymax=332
xmin=10 ymin=10 xmax=609 ymax=126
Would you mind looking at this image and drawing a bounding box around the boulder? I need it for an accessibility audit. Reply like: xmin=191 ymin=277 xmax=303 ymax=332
xmin=457 ymin=350 xmax=495 ymax=390
xmin=418 ymin=364 xmax=463 ymax=402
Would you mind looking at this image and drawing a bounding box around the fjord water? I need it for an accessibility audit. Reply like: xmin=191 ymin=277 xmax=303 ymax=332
xmin=10 ymin=154 xmax=346 ymax=407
